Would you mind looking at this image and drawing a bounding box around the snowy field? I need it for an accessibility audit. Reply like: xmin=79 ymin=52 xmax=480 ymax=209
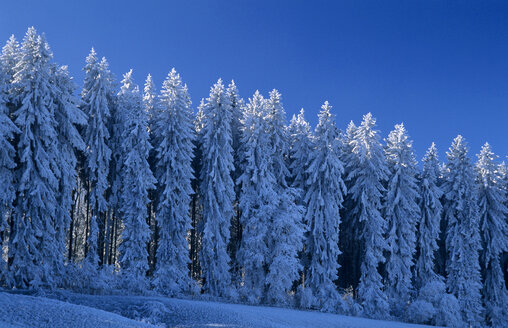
xmin=0 ymin=291 xmax=434 ymax=328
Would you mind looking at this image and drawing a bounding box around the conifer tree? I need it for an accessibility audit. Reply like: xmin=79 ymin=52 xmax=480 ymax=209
xmin=288 ymin=109 xmax=312 ymax=200
xmin=304 ymin=102 xmax=346 ymax=311
xmin=442 ymin=135 xmax=484 ymax=327
xmin=383 ymin=124 xmax=419 ymax=315
xmin=8 ymin=28 xmax=61 ymax=288
xmin=0 ymin=51 xmax=19 ymax=281
xmin=52 ymin=65 xmax=86 ymax=268
xmin=476 ymin=143 xmax=508 ymax=327
xmin=81 ymin=48 xmax=114 ymax=267
xmin=199 ymin=79 xmax=235 ymax=297
xmin=339 ymin=121 xmax=362 ymax=292
xmin=237 ymin=91 xmax=275 ymax=303
xmin=116 ymin=70 xmax=155 ymax=289
xmin=346 ymin=113 xmax=389 ymax=319
xmin=263 ymin=90 xmax=306 ymax=305
xmin=152 ymin=69 xmax=195 ymax=295
xmin=226 ymin=80 xmax=245 ymax=284
xmin=0 ymin=35 xmax=20 ymax=83
xmin=415 ymin=143 xmax=443 ymax=287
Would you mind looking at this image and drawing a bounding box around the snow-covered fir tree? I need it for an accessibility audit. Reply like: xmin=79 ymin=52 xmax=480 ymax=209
xmin=288 ymin=109 xmax=312 ymax=200
xmin=346 ymin=113 xmax=389 ymax=319
xmin=237 ymin=91 xmax=276 ymax=303
xmin=116 ymin=70 xmax=155 ymax=290
xmin=339 ymin=120 xmax=362 ymax=292
xmin=414 ymin=143 xmax=443 ymax=288
xmin=442 ymin=135 xmax=484 ymax=327
xmin=199 ymin=79 xmax=235 ymax=297
xmin=0 ymin=50 xmax=19 ymax=282
xmin=264 ymin=90 xmax=305 ymax=305
xmin=225 ymin=80 xmax=245 ymax=285
xmin=52 ymin=65 xmax=86 ymax=269
xmin=8 ymin=28 xmax=61 ymax=288
xmin=383 ymin=123 xmax=419 ymax=315
xmin=81 ymin=48 xmax=114 ymax=267
xmin=0 ymin=35 xmax=20 ymax=83
xmin=152 ymin=69 xmax=196 ymax=295
xmin=303 ymin=101 xmax=346 ymax=312
xmin=476 ymin=143 xmax=508 ymax=327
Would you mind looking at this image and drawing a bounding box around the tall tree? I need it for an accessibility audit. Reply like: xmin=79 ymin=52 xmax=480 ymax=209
xmin=8 ymin=28 xmax=61 ymax=288
xmin=52 ymin=65 xmax=86 ymax=268
xmin=0 ymin=35 xmax=20 ymax=83
xmin=383 ymin=123 xmax=419 ymax=315
xmin=346 ymin=113 xmax=389 ymax=319
xmin=116 ymin=70 xmax=155 ymax=290
xmin=152 ymin=69 xmax=195 ymax=295
xmin=0 ymin=48 xmax=19 ymax=282
xmin=303 ymin=101 xmax=346 ymax=311
xmin=237 ymin=91 xmax=275 ymax=303
xmin=199 ymin=79 xmax=235 ymax=297
xmin=414 ymin=143 xmax=443 ymax=287
xmin=288 ymin=109 xmax=312 ymax=201
xmin=264 ymin=90 xmax=305 ymax=305
xmin=442 ymin=135 xmax=484 ymax=327
xmin=143 ymin=73 xmax=158 ymax=275
xmin=339 ymin=121 xmax=362 ymax=293
xmin=476 ymin=143 xmax=508 ymax=327
xmin=81 ymin=48 xmax=114 ymax=267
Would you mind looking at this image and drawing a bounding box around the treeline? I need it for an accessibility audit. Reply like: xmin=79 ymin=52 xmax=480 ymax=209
xmin=0 ymin=28 xmax=507 ymax=327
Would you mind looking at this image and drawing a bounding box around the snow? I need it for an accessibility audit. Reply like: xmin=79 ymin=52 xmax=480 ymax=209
xmin=0 ymin=291 xmax=436 ymax=328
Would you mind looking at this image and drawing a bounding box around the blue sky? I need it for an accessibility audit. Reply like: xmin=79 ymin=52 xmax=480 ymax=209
xmin=1 ymin=1 xmax=507 ymax=160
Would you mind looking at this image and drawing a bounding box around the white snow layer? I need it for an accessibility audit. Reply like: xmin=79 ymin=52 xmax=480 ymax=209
xmin=0 ymin=291 xmax=435 ymax=328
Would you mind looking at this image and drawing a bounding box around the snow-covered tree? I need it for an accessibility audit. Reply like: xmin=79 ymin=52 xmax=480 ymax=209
xmin=346 ymin=113 xmax=389 ymax=319
xmin=263 ymin=90 xmax=306 ymax=305
xmin=81 ymin=48 xmax=114 ymax=267
xmin=52 ymin=65 xmax=86 ymax=269
xmin=414 ymin=143 xmax=443 ymax=288
xmin=152 ymin=69 xmax=195 ymax=295
xmin=8 ymin=28 xmax=61 ymax=288
xmin=0 ymin=49 xmax=19 ymax=281
xmin=442 ymin=135 xmax=484 ymax=327
xmin=288 ymin=109 xmax=312 ymax=200
xmin=303 ymin=101 xmax=346 ymax=311
xmin=199 ymin=79 xmax=235 ymax=297
xmin=476 ymin=142 xmax=508 ymax=327
xmin=237 ymin=91 xmax=276 ymax=303
xmin=116 ymin=70 xmax=155 ymax=290
xmin=0 ymin=35 xmax=20 ymax=83
xmin=383 ymin=123 xmax=419 ymax=315
xmin=339 ymin=120 xmax=362 ymax=292
xmin=226 ymin=80 xmax=245 ymax=284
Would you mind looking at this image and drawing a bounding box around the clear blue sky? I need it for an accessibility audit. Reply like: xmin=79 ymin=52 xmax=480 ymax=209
xmin=1 ymin=1 xmax=507 ymax=161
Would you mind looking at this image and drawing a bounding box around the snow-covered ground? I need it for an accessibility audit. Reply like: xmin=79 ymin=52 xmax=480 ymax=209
xmin=0 ymin=291 xmax=435 ymax=328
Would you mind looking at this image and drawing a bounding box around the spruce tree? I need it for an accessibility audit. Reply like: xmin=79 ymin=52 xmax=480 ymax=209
xmin=8 ymin=28 xmax=61 ymax=288
xmin=117 ymin=70 xmax=155 ymax=290
xmin=383 ymin=123 xmax=419 ymax=315
xmin=199 ymin=79 xmax=235 ymax=297
xmin=52 ymin=65 xmax=86 ymax=269
xmin=226 ymin=80 xmax=244 ymax=285
xmin=288 ymin=109 xmax=312 ymax=201
xmin=476 ymin=143 xmax=508 ymax=327
xmin=152 ymin=69 xmax=195 ymax=295
xmin=415 ymin=143 xmax=443 ymax=287
xmin=346 ymin=113 xmax=389 ymax=319
xmin=442 ymin=135 xmax=484 ymax=327
xmin=0 ymin=51 xmax=19 ymax=282
xmin=0 ymin=35 xmax=20 ymax=83
xmin=81 ymin=48 xmax=114 ymax=267
xmin=237 ymin=91 xmax=275 ymax=303
xmin=304 ymin=101 xmax=346 ymax=311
